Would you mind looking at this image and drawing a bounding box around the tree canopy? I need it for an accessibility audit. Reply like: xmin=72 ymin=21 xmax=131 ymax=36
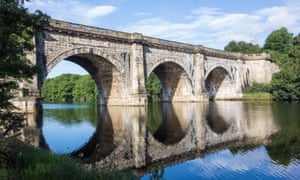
xmin=224 ymin=41 xmax=262 ymax=54
xmin=270 ymin=33 xmax=300 ymax=100
xmin=42 ymin=74 xmax=98 ymax=103
xmin=224 ymin=27 xmax=300 ymax=101
xmin=0 ymin=0 xmax=48 ymax=136
xmin=146 ymin=73 xmax=162 ymax=102
xmin=264 ymin=27 xmax=293 ymax=54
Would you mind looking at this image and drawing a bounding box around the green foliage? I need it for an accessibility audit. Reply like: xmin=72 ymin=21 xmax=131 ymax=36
xmin=224 ymin=41 xmax=262 ymax=54
xmin=146 ymin=73 xmax=162 ymax=101
xmin=147 ymin=102 xmax=163 ymax=134
xmin=0 ymin=139 xmax=137 ymax=180
xmin=264 ymin=27 xmax=293 ymax=54
xmin=73 ymin=75 xmax=98 ymax=102
xmin=224 ymin=28 xmax=300 ymax=101
xmin=266 ymin=103 xmax=300 ymax=165
xmin=42 ymin=74 xmax=98 ymax=103
xmin=242 ymin=92 xmax=273 ymax=100
xmin=0 ymin=0 xmax=49 ymax=136
xmin=268 ymin=33 xmax=300 ymax=101
xmin=245 ymin=82 xmax=271 ymax=93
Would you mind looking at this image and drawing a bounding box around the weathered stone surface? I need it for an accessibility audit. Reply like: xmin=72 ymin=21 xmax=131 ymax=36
xmin=15 ymin=18 xmax=279 ymax=107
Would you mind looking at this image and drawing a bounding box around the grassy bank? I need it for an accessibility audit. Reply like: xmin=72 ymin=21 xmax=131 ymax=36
xmin=241 ymin=83 xmax=273 ymax=100
xmin=242 ymin=92 xmax=273 ymax=100
xmin=0 ymin=138 xmax=137 ymax=180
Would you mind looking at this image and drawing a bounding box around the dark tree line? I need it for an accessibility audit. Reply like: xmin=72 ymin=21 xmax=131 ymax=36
xmin=224 ymin=27 xmax=300 ymax=101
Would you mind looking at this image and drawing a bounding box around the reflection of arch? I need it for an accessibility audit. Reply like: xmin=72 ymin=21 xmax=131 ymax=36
xmin=151 ymin=103 xmax=187 ymax=145
xmin=148 ymin=58 xmax=193 ymax=102
xmin=43 ymin=47 xmax=124 ymax=105
xmin=40 ymin=104 xmax=105 ymax=155
xmin=205 ymin=102 xmax=231 ymax=134
xmin=205 ymin=65 xmax=233 ymax=100
xmin=71 ymin=106 xmax=114 ymax=162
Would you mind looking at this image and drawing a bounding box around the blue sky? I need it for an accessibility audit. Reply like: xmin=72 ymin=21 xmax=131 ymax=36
xmin=25 ymin=0 xmax=300 ymax=78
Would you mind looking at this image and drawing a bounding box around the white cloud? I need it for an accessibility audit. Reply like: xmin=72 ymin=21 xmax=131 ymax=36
xmin=85 ymin=5 xmax=116 ymax=19
xmin=25 ymin=0 xmax=117 ymax=25
xmin=26 ymin=0 xmax=300 ymax=50
xmin=123 ymin=0 xmax=300 ymax=49
xmin=134 ymin=12 xmax=150 ymax=17
xmin=191 ymin=7 xmax=222 ymax=15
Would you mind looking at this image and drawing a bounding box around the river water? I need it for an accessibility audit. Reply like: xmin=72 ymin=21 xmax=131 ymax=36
xmin=39 ymin=101 xmax=300 ymax=179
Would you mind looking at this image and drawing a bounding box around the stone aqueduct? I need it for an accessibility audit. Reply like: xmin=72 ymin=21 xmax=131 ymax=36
xmin=20 ymin=19 xmax=278 ymax=107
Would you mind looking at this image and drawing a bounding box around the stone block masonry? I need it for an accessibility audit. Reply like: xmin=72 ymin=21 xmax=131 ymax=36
xmin=14 ymin=18 xmax=279 ymax=109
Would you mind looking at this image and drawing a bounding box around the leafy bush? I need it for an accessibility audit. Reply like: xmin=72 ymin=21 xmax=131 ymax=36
xmin=245 ymin=83 xmax=271 ymax=93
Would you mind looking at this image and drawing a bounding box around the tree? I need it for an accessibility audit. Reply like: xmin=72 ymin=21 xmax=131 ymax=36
xmin=0 ymin=0 xmax=48 ymax=136
xmin=146 ymin=73 xmax=162 ymax=102
xmin=264 ymin=27 xmax=293 ymax=54
xmin=224 ymin=41 xmax=262 ymax=54
xmin=42 ymin=74 xmax=98 ymax=103
xmin=72 ymin=75 xmax=98 ymax=102
xmin=270 ymin=33 xmax=300 ymax=100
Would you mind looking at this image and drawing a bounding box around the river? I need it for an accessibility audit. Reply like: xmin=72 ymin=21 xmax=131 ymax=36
xmin=36 ymin=101 xmax=300 ymax=179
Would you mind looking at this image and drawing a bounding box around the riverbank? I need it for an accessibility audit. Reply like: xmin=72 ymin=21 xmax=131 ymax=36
xmin=242 ymin=92 xmax=273 ymax=100
xmin=0 ymin=137 xmax=137 ymax=180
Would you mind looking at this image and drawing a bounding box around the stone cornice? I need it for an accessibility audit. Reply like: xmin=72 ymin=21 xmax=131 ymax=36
xmin=47 ymin=19 xmax=271 ymax=61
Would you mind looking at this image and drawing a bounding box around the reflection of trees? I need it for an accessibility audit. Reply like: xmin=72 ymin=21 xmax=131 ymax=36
xmin=266 ymin=103 xmax=300 ymax=165
xmin=147 ymin=102 xmax=163 ymax=134
xmin=43 ymin=104 xmax=98 ymax=127
xmin=229 ymin=144 xmax=260 ymax=155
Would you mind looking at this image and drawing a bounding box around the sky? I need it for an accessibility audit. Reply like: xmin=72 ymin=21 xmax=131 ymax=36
xmin=25 ymin=0 xmax=300 ymax=78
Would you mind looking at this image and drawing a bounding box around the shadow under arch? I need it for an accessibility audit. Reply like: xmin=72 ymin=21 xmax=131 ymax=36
xmin=149 ymin=61 xmax=193 ymax=102
xmin=148 ymin=103 xmax=188 ymax=145
xmin=205 ymin=102 xmax=231 ymax=134
xmin=42 ymin=47 xmax=123 ymax=105
xmin=205 ymin=66 xmax=232 ymax=100
xmin=71 ymin=105 xmax=114 ymax=162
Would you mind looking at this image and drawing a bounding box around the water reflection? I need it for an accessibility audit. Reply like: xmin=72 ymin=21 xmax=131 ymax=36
xmin=205 ymin=102 xmax=231 ymax=134
xmin=42 ymin=103 xmax=98 ymax=154
xmin=21 ymin=101 xmax=300 ymax=179
xmin=71 ymin=106 xmax=114 ymax=162
xmin=149 ymin=102 xmax=191 ymax=145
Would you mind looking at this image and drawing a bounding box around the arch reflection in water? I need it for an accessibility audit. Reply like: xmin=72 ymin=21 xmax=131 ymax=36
xmin=71 ymin=105 xmax=114 ymax=162
xmin=22 ymin=101 xmax=277 ymax=173
xmin=205 ymin=101 xmax=233 ymax=134
xmin=148 ymin=102 xmax=191 ymax=145
xmin=41 ymin=103 xmax=98 ymax=154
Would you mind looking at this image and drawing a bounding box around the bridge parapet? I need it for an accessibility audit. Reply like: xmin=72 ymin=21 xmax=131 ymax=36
xmin=48 ymin=19 xmax=271 ymax=62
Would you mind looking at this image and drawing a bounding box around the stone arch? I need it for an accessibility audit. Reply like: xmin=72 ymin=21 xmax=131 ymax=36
xmin=148 ymin=57 xmax=191 ymax=78
xmin=46 ymin=47 xmax=123 ymax=74
xmin=43 ymin=47 xmax=125 ymax=105
xmin=205 ymin=64 xmax=233 ymax=80
xmin=147 ymin=57 xmax=193 ymax=102
xmin=205 ymin=64 xmax=235 ymax=100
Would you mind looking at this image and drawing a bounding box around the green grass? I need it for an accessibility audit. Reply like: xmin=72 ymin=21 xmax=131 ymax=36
xmin=0 ymin=138 xmax=137 ymax=180
xmin=242 ymin=92 xmax=273 ymax=100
